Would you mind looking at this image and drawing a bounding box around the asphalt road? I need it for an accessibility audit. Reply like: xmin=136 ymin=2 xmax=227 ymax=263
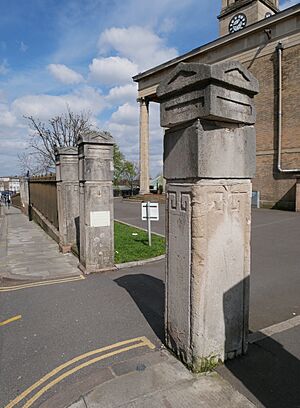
xmin=114 ymin=197 xmax=165 ymax=235
xmin=115 ymin=198 xmax=300 ymax=329
xmin=1 ymin=201 xmax=299 ymax=407
xmin=0 ymin=268 xmax=162 ymax=407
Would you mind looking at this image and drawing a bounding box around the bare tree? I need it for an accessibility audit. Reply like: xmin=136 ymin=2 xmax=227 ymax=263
xmin=19 ymin=108 xmax=93 ymax=175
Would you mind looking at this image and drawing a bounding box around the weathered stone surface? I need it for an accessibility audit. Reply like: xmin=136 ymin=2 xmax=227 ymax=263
xmin=166 ymin=180 xmax=251 ymax=368
xmin=157 ymin=61 xmax=259 ymax=127
xmin=56 ymin=147 xmax=79 ymax=181
xmin=160 ymin=60 xmax=258 ymax=369
xmin=78 ymin=131 xmax=115 ymax=273
xmin=157 ymin=61 xmax=259 ymax=98
xmin=164 ymin=120 xmax=256 ymax=180
xmin=56 ymin=147 xmax=79 ymax=253
xmin=19 ymin=177 xmax=29 ymax=215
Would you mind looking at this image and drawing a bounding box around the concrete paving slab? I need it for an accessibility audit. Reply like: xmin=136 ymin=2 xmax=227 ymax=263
xmin=67 ymin=398 xmax=86 ymax=408
xmin=116 ymin=375 xmax=255 ymax=408
xmin=67 ymin=351 xmax=255 ymax=408
xmin=0 ymin=207 xmax=81 ymax=281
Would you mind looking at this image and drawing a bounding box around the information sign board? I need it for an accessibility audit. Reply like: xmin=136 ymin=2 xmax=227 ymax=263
xmin=141 ymin=202 xmax=159 ymax=221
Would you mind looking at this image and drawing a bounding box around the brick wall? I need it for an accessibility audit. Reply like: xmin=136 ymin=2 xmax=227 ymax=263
xmin=247 ymin=43 xmax=300 ymax=209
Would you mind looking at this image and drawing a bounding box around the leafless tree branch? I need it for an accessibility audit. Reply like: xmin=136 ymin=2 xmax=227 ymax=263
xmin=19 ymin=108 xmax=93 ymax=175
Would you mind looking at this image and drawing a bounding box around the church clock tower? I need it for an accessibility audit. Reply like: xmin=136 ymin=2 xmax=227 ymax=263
xmin=218 ymin=0 xmax=279 ymax=36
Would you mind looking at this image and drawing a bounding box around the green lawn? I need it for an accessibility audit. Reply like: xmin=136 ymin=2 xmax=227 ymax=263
xmin=114 ymin=221 xmax=165 ymax=264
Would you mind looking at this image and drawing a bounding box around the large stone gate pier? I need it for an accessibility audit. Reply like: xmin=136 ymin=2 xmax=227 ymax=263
xmin=157 ymin=61 xmax=259 ymax=370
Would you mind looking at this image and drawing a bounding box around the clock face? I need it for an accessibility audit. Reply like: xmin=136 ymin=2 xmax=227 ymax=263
xmin=229 ymin=13 xmax=247 ymax=33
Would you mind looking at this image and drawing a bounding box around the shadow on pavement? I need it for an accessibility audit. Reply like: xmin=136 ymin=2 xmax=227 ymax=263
xmin=222 ymin=278 xmax=300 ymax=408
xmin=115 ymin=273 xmax=300 ymax=408
xmin=114 ymin=274 xmax=165 ymax=342
xmin=219 ymin=331 xmax=300 ymax=408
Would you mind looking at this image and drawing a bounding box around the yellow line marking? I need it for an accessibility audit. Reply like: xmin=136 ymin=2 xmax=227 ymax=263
xmin=0 ymin=315 xmax=22 ymax=327
xmin=0 ymin=275 xmax=85 ymax=292
xmin=141 ymin=336 xmax=156 ymax=350
xmin=5 ymin=336 xmax=155 ymax=408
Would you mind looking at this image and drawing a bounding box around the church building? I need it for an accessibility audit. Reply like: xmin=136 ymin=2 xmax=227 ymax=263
xmin=133 ymin=0 xmax=300 ymax=210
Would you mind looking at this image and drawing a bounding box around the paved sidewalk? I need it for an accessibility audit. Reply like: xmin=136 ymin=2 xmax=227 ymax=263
xmin=63 ymin=350 xmax=255 ymax=408
xmin=0 ymin=206 xmax=81 ymax=281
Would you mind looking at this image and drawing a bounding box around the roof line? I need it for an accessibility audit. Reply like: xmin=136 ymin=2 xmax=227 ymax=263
xmin=133 ymin=3 xmax=300 ymax=82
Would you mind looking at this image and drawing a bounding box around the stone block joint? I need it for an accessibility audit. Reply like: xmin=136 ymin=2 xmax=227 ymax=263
xmin=157 ymin=60 xmax=258 ymax=370
xmin=77 ymin=131 xmax=115 ymax=274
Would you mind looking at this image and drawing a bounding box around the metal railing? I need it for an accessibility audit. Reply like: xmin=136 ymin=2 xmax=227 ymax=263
xmin=29 ymin=175 xmax=59 ymax=230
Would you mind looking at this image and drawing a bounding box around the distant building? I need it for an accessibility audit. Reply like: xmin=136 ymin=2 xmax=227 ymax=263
xmin=0 ymin=177 xmax=20 ymax=193
xmin=134 ymin=1 xmax=300 ymax=210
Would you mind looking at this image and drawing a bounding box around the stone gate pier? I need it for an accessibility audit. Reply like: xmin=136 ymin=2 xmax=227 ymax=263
xmin=55 ymin=147 xmax=79 ymax=253
xmin=78 ymin=131 xmax=115 ymax=274
xmin=157 ymin=61 xmax=259 ymax=371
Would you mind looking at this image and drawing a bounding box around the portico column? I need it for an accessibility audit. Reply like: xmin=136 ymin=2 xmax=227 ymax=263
xmin=138 ymin=97 xmax=150 ymax=194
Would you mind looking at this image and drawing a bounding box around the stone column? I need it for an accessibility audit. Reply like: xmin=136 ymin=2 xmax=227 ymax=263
xmin=55 ymin=147 xmax=79 ymax=253
xmin=138 ymin=97 xmax=150 ymax=195
xmin=19 ymin=177 xmax=30 ymax=216
xmin=157 ymin=61 xmax=259 ymax=371
xmin=78 ymin=131 xmax=115 ymax=274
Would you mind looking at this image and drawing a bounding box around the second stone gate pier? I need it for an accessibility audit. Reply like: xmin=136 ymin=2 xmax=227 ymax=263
xmin=157 ymin=61 xmax=259 ymax=371
xmin=78 ymin=131 xmax=115 ymax=274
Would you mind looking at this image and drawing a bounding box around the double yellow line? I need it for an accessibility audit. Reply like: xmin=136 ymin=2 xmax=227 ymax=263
xmin=0 ymin=275 xmax=85 ymax=292
xmin=6 ymin=336 xmax=155 ymax=408
xmin=0 ymin=315 xmax=22 ymax=327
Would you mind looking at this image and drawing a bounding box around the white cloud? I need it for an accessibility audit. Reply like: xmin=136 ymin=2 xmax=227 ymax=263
xmin=159 ymin=17 xmax=176 ymax=34
xmin=106 ymin=101 xmax=163 ymax=177
xmin=48 ymin=63 xmax=84 ymax=84
xmin=0 ymin=59 xmax=9 ymax=75
xmin=98 ymin=26 xmax=178 ymax=71
xmin=110 ymin=102 xmax=139 ymax=126
xmin=105 ymin=84 xmax=137 ymax=105
xmin=20 ymin=41 xmax=28 ymax=52
xmin=0 ymin=109 xmax=17 ymax=127
xmin=89 ymin=56 xmax=138 ymax=86
xmin=280 ymin=0 xmax=299 ymax=9
xmin=0 ymin=86 xmax=107 ymax=175
xmin=12 ymin=86 xmax=105 ymax=120
xmin=0 ymin=109 xmax=28 ymax=175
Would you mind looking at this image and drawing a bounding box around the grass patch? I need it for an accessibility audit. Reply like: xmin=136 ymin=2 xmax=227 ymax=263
xmin=114 ymin=221 xmax=165 ymax=264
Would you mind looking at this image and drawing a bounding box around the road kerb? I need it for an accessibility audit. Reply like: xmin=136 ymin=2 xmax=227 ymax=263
xmin=249 ymin=315 xmax=300 ymax=343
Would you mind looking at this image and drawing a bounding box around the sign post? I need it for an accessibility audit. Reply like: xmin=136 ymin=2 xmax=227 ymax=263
xmin=146 ymin=202 xmax=152 ymax=246
xmin=141 ymin=201 xmax=159 ymax=246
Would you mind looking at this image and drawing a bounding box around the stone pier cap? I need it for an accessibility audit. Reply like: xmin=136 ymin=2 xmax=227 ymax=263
xmin=157 ymin=61 xmax=259 ymax=128
xmin=55 ymin=146 xmax=78 ymax=182
xmin=78 ymin=130 xmax=114 ymax=147
xmin=78 ymin=130 xmax=114 ymax=182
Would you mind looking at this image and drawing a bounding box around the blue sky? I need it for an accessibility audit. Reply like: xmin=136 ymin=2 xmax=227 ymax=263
xmin=0 ymin=0 xmax=298 ymax=176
